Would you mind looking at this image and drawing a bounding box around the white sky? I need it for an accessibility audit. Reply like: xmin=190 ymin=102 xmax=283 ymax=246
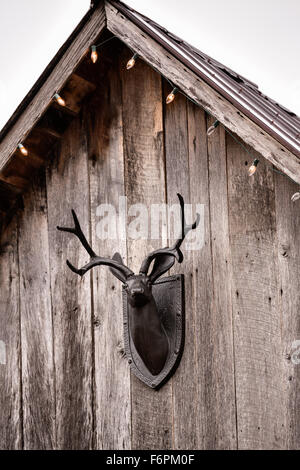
xmin=0 ymin=0 xmax=299 ymax=132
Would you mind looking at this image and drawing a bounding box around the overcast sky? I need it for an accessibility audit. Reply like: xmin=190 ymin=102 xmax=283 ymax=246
xmin=0 ymin=0 xmax=299 ymax=132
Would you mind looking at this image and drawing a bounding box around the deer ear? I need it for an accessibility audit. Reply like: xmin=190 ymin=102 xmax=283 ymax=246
xmin=149 ymin=254 xmax=175 ymax=283
xmin=109 ymin=252 xmax=128 ymax=283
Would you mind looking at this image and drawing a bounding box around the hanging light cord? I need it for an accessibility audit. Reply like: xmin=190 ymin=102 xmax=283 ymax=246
xmin=134 ymin=51 xmax=299 ymax=188
xmin=82 ymin=33 xmax=300 ymax=189
xmin=93 ymin=35 xmax=118 ymax=49
xmin=18 ymin=34 xmax=299 ymax=193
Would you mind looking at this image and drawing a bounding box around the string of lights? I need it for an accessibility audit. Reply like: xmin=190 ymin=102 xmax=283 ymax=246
xmin=142 ymin=57 xmax=300 ymax=198
xmin=16 ymin=35 xmax=300 ymax=201
xmin=90 ymin=35 xmax=119 ymax=63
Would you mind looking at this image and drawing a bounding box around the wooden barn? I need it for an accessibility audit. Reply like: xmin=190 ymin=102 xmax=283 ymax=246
xmin=0 ymin=0 xmax=300 ymax=450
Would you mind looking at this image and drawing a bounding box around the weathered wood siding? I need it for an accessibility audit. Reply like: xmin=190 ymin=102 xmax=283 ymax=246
xmin=0 ymin=43 xmax=299 ymax=449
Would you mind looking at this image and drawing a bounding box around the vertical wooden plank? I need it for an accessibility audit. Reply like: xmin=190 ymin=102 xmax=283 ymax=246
xmin=47 ymin=118 xmax=94 ymax=449
xmin=121 ymin=53 xmax=172 ymax=449
xmin=227 ymin=134 xmax=287 ymax=449
xmin=274 ymin=172 xmax=300 ymax=449
xmin=187 ymin=103 xmax=211 ymax=448
xmin=199 ymin=116 xmax=237 ymax=449
xmin=164 ymin=98 xmax=237 ymax=449
xmin=86 ymin=49 xmax=131 ymax=449
xmin=0 ymin=220 xmax=22 ymax=449
xmin=18 ymin=172 xmax=55 ymax=449
xmin=163 ymin=89 xmax=198 ymax=449
xmin=182 ymin=101 xmax=236 ymax=449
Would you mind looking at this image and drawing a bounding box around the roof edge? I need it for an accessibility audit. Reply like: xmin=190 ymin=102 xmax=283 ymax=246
xmin=109 ymin=0 xmax=300 ymax=158
xmin=0 ymin=1 xmax=100 ymax=143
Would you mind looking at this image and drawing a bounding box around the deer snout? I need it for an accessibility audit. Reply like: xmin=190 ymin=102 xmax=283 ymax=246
xmin=131 ymin=287 xmax=144 ymax=296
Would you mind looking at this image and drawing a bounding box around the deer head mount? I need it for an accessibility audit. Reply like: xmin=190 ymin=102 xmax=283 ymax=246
xmin=57 ymin=193 xmax=200 ymax=388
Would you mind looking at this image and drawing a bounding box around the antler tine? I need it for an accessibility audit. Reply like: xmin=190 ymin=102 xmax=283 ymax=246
xmin=140 ymin=193 xmax=200 ymax=274
xmin=65 ymin=257 xmax=133 ymax=278
xmin=57 ymin=209 xmax=97 ymax=258
xmin=173 ymin=193 xmax=200 ymax=254
xmin=57 ymin=210 xmax=134 ymax=279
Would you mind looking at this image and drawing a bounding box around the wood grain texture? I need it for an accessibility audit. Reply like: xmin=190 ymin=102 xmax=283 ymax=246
xmin=106 ymin=2 xmax=300 ymax=185
xmin=60 ymin=73 xmax=96 ymax=115
xmin=163 ymin=87 xmax=198 ymax=449
xmin=226 ymin=133 xmax=287 ymax=449
xmin=183 ymin=102 xmax=237 ymax=449
xmin=86 ymin=48 xmax=131 ymax=450
xmin=274 ymin=172 xmax=300 ymax=449
xmin=1 ymin=28 xmax=300 ymax=450
xmin=0 ymin=153 xmax=43 ymax=192
xmin=0 ymin=3 xmax=105 ymax=172
xmin=46 ymin=118 xmax=94 ymax=449
xmin=0 ymin=174 xmax=28 ymax=192
xmin=186 ymin=102 xmax=213 ymax=449
xmin=18 ymin=171 xmax=55 ymax=449
xmin=205 ymin=116 xmax=237 ymax=449
xmin=0 ymin=180 xmax=22 ymax=218
xmin=121 ymin=51 xmax=173 ymax=450
xmin=0 ymin=219 xmax=22 ymax=449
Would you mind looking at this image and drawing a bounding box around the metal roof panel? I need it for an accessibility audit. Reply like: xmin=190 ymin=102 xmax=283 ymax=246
xmin=110 ymin=0 xmax=300 ymax=155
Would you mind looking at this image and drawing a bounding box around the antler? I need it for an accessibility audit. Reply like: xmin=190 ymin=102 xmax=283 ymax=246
xmin=139 ymin=193 xmax=200 ymax=276
xmin=57 ymin=210 xmax=134 ymax=279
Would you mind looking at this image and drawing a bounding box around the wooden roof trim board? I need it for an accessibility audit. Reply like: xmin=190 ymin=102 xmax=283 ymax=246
xmin=0 ymin=2 xmax=106 ymax=172
xmin=109 ymin=1 xmax=300 ymax=156
xmin=0 ymin=0 xmax=299 ymax=184
xmin=105 ymin=1 xmax=300 ymax=184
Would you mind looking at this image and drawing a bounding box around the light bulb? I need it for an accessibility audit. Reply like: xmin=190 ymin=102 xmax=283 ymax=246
xmin=248 ymin=159 xmax=259 ymax=176
xmin=91 ymin=45 xmax=98 ymax=63
xmin=126 ymin=53 xmax=138 ymax=70
xmin=166 ymin=87 xmax=178 ymax=104
xmin=207 ymin=120 xmax=220 ymax=136
xmin=54 ymin=93 xmax=65 ymax=107
xmin=18 ymin=143 xmax=28 ymax=156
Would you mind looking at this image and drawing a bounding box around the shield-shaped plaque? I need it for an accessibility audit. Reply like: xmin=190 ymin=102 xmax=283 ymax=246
xmin=58 ymin=194 xmax=199 ymax=392
xmin=123 ymin=274 xmax=185 ymax=389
